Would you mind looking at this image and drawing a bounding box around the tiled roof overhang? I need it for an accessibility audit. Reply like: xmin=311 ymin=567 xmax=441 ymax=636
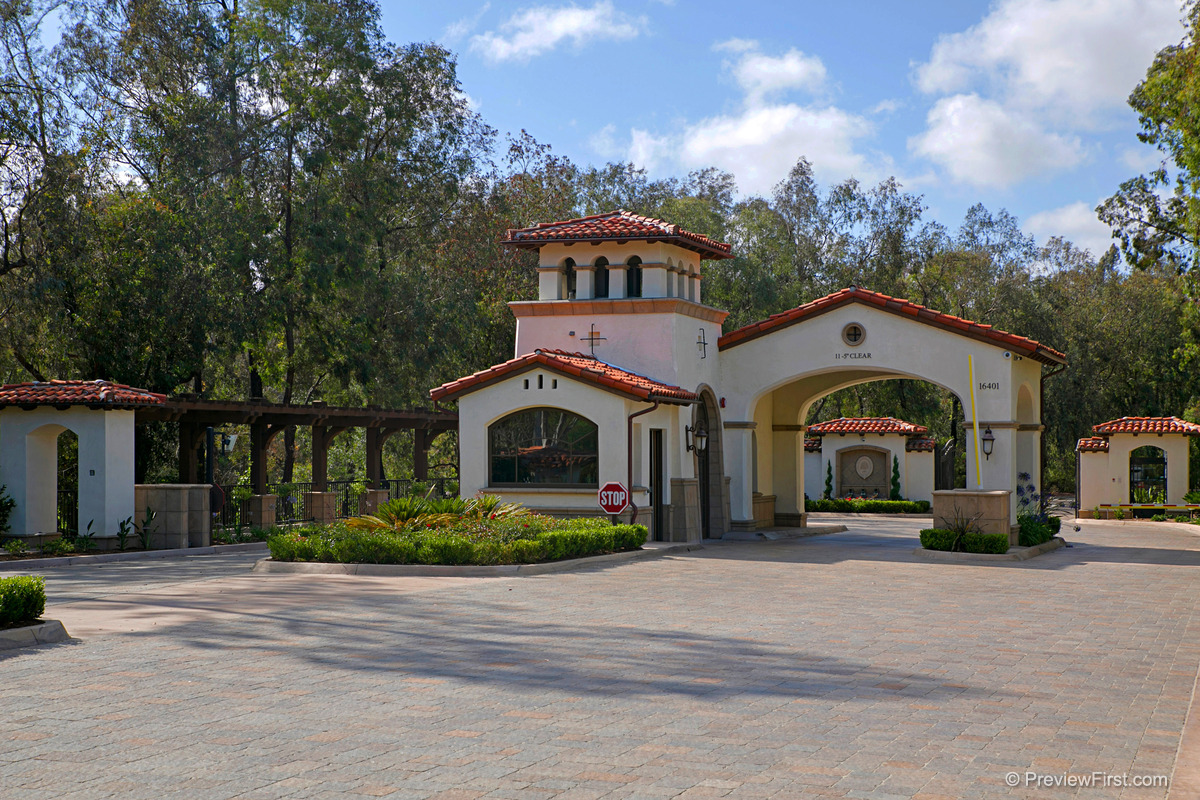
xmin=717 ymin=286 xmax=1067 ymax=365
xmin=808 ymin=416 xmax=929 ymax=436
xmin=0 ymin=380 xmax=167 ymax=410
xmin=430 ymin=350 xmax=699 ymax=405
xmin=1091 ymin=416 xmax=1200 ymax=436
xmin=1076 ymin=437 xmax=1110 ymax=453
xmin=906 ymin=437 xmax=936 ymax=452
xmin=503 ymin=210 xmax=733 ymax=260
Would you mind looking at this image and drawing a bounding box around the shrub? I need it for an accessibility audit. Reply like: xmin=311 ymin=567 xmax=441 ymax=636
xmin=920 ymin=529 xmax=1008 ymax=554
xmin=963 ymin=532 xmax=1009 ymax=554
xmin=824 ymin=462 xmax=833 ymax=500
xmin=920 ymin=529 xmax=957 ymax=551
xmin=1151 ymin=513 xmax=1168 ymax=522
xmin=3 ymin=538 xmax=29 ymax=557
xmin=0 ymin=576 xmax=45 ymax=625
xmin=1046 ymin=516 xmax=1062 ymax=534
xmin=1112 ymin=508 xmax=1126 ymax=520
xmin=806 ymin=498 xmax=930 ymax=514
xmin=1185 ymin=490 xmax=1200 ymax=504
xmin=889 ymin=456 xmax=901 ymax=501
xmin=1018 ymin=516 xmax=1054 ymax=547
xmin=40 ymin=537 xmax=75 ymax=556
xmin=0 ymin=485 xmax=15 ymax=535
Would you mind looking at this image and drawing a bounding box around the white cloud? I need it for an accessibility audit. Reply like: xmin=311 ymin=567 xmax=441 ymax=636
xmin=1026 ymin=201 xmax=1115 ymax=256
xmin=915 ymin=0 xmax=1181 ymax=124
xmin=870 ymin=99 xmax=900 ymax=115
xmin=444 ymin=3 xmax=491 ymax=42
xmin=910 ymin=0 xmax=1182 ymax=189
xmin=470 ymin=2 xmax=646 ymax=64
xmin=1119 ymin=144 xmax=1163 ymax=173
xmin=713 ymin=37 xmax=759 ymax=54
xmin=610 ymin=44 xmax=884 ymax=196
xmin=731 ymin=48 xmax=826 ymax=103
xmin=588 ymin=123 xmax=620 ymax=159
xmin=909 ymin=94 xmax=1085 ymax=188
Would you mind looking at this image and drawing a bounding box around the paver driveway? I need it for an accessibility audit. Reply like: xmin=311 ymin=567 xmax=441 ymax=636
xmin=4 ymin=516 xmax=1200 ymax=799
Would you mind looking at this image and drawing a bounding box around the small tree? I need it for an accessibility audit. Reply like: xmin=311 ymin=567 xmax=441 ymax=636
xmin=890 ymin=456 xmax=902 ymax=500
xmin=824 ymin=461 xmax=833 ymax=499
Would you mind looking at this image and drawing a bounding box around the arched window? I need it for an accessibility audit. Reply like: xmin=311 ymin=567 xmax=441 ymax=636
xmin=563 ymin=258 xmax=577 ymax=299
xmin=489 ymin=408 xmax=599 ymax=486
xmin=1130 ymin=445 xmax=1167 ymax=504
xmin=594 ymin=257 xmax=609 ymax=299
xmin=626 ymin=256 xmax=643 ymax=298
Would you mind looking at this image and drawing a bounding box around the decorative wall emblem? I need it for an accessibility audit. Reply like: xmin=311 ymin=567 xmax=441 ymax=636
xmin=855 ymin=455 xmax=874 ymax=479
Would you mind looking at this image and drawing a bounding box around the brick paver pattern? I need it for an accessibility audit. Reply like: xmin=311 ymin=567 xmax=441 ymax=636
xmin=4 ymin=517 xmax=1198 ymax=799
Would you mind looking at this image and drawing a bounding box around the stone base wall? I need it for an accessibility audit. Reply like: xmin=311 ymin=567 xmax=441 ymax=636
xmin=305 ymin=492 xmax=337 ymax=523
xmin=932 ymin=489 xmax=1014 ymax=544
xmin=243 ymin=494 xmax=276 ymax=529
xmin=775 ymin=512 xmax=808 ymax=528
xmin=360 ymin=490 xmax=390 ymax=515
xmin=753 ymin=493 xmax=776 ymax=529
xmin=134 ymin=484 xmax=212 ymax=548
xmin=669 ymin=478 xmax=700 ymax=543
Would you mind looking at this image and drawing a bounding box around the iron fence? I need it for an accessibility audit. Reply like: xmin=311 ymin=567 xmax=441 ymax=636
xmin=56 ymin=489 xmax=78 ymax=534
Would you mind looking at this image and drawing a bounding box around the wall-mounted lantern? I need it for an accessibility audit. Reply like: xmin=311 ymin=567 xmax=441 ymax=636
xmin=981 ymin=426 xmax=995 ymax=460
xmin=686 ymin=424 xmax=708 ymax=453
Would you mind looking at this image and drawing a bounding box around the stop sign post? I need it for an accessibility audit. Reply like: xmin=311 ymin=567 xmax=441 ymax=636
xmin=598 ymin=481 xmax=629 ymax=523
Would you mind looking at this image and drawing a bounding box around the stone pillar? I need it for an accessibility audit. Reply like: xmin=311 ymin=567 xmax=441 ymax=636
xmin=305 ymin=491 xmax=337 ymax=523
xmin=932 ymin=489 xmax=1014 ymax=542
xmin=360 ymin=489 xmax=390 ymax=515
xmin=245 ymin=494 xmax=277 ymax=528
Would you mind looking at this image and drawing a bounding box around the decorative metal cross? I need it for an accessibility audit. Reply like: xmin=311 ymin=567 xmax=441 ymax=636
xmin=582 ymin=323 xmax=607 ymax=355
xmin=696 ymin=327 xmax=708 ymax=359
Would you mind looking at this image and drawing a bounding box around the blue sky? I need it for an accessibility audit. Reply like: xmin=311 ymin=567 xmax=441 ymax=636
xmin=380 ymin=0 xmax=1184 ymax=256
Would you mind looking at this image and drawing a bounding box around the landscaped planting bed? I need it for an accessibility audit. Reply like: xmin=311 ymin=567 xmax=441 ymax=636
xmin=266 ymin=496 xmax=647 ymax=566
xmin=919 ymin=529 xmax=1010 ymax=554
xmin=806 ymin=498 xmax=931 ymax=514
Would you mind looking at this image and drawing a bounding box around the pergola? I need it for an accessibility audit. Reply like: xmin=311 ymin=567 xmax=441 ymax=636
xmin=136 ymin=398 xmax=458 ymax=493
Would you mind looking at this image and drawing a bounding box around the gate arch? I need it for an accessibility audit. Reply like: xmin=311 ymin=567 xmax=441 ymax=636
xmin=715 ymin=288 xmax=1065 ymax=530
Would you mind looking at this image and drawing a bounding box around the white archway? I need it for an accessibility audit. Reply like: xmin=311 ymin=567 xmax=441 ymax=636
xmin=716 ymin=288 xmax=1064 ymax=530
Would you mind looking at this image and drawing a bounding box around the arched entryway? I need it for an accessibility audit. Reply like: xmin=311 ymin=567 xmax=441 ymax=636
xmin=715 ymin=287 xmax=1065 ymax=531
xmin=1129 ymin=445 xmax=1167 ymax=504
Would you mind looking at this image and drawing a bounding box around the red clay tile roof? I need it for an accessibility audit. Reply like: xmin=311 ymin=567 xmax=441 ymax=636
xmin=804 ymin=438 xmax=821 ymax=452
xmin=1076 ymin=437 xmax=1110 ymax=453
xmin=906 ymin=437 xmax=936 ymax=452
xmin=430 ymin=350 xmax=699 ymax=405
xmin=718 ymin=286 xmax=1067 ymax=364
xmin=1091 ymin=416 xmax=1200 ymax=436
xmin=0 ymin=380 xmax=167 ymax=409
xmin=503 ymin=210 xmax=733 ymax=260
xmin=808 ymin=417 xmax=929 ymax=436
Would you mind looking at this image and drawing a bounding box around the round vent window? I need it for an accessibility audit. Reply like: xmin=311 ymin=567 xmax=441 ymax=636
xmin=842 ymin=322 xmax=866 ymax=347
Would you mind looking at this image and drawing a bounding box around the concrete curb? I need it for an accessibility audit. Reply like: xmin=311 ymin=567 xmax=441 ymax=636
xmin=0 ymin=620 xmax=70 ymax=650
xmin=252 ymin=543 xmax=701 ymax=577
xmin=912 ymin=537 xmax=1066 ymax=562
xmin=1 ymin=542 xmax=269 ymax=570
xmin=721 ymin=524 xmax=847 ymax=542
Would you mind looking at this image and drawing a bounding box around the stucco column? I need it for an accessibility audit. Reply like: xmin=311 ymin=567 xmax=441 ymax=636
xmin=575 ymin=265 xmax=594 ymax=300
xmin=608 ymin=266 xmax=627 ymax=299
xmin=724 ymin=422 xmax=756 ymax=530
xmin=966 ymin=421 xmax=1018 ymax=524
xmin=77 ymin=410 xmax=136 ymax=535
xmin=643 ymin=265 xmax=668 ymax=298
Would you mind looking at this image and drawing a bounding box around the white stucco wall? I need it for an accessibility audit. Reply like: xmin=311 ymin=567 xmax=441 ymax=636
xmin=0 ymin=406 xmax=136 ymax=536
xmin=455 ymin=367 xmax=687 ymax=516
xmin=1078 ymin=451 xmax=1111 ymax=510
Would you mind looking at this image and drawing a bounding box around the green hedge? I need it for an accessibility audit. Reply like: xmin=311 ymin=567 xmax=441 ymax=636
xmin=0 ymin=576 xmax=45 ymax=626
xmin=919 ymin=529 xmax=1009 ymax=554
xmin=806 ymin=498 xmax=931 ymax=514
xmin=268 ymin=519 xmax=648 ymax=565
xmin=1018 ymin=516 xmax=1060 ymax=547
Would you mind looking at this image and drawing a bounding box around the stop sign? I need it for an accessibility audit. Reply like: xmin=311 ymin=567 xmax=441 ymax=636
xmin=598 ymin=481 xmax=629 ymax=514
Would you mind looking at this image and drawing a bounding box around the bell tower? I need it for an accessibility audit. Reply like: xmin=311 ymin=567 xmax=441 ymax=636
xmin=503 ymin=210 xmax=732 ymax=389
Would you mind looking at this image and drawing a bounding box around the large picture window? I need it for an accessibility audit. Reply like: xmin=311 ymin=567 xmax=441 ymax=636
xmin=489 ymin=408 xmax=599 ymax=486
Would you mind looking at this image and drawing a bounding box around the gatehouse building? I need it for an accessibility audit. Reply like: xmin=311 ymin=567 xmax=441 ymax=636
xmin=430 ymin=211 xmax=1067 ymax=542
